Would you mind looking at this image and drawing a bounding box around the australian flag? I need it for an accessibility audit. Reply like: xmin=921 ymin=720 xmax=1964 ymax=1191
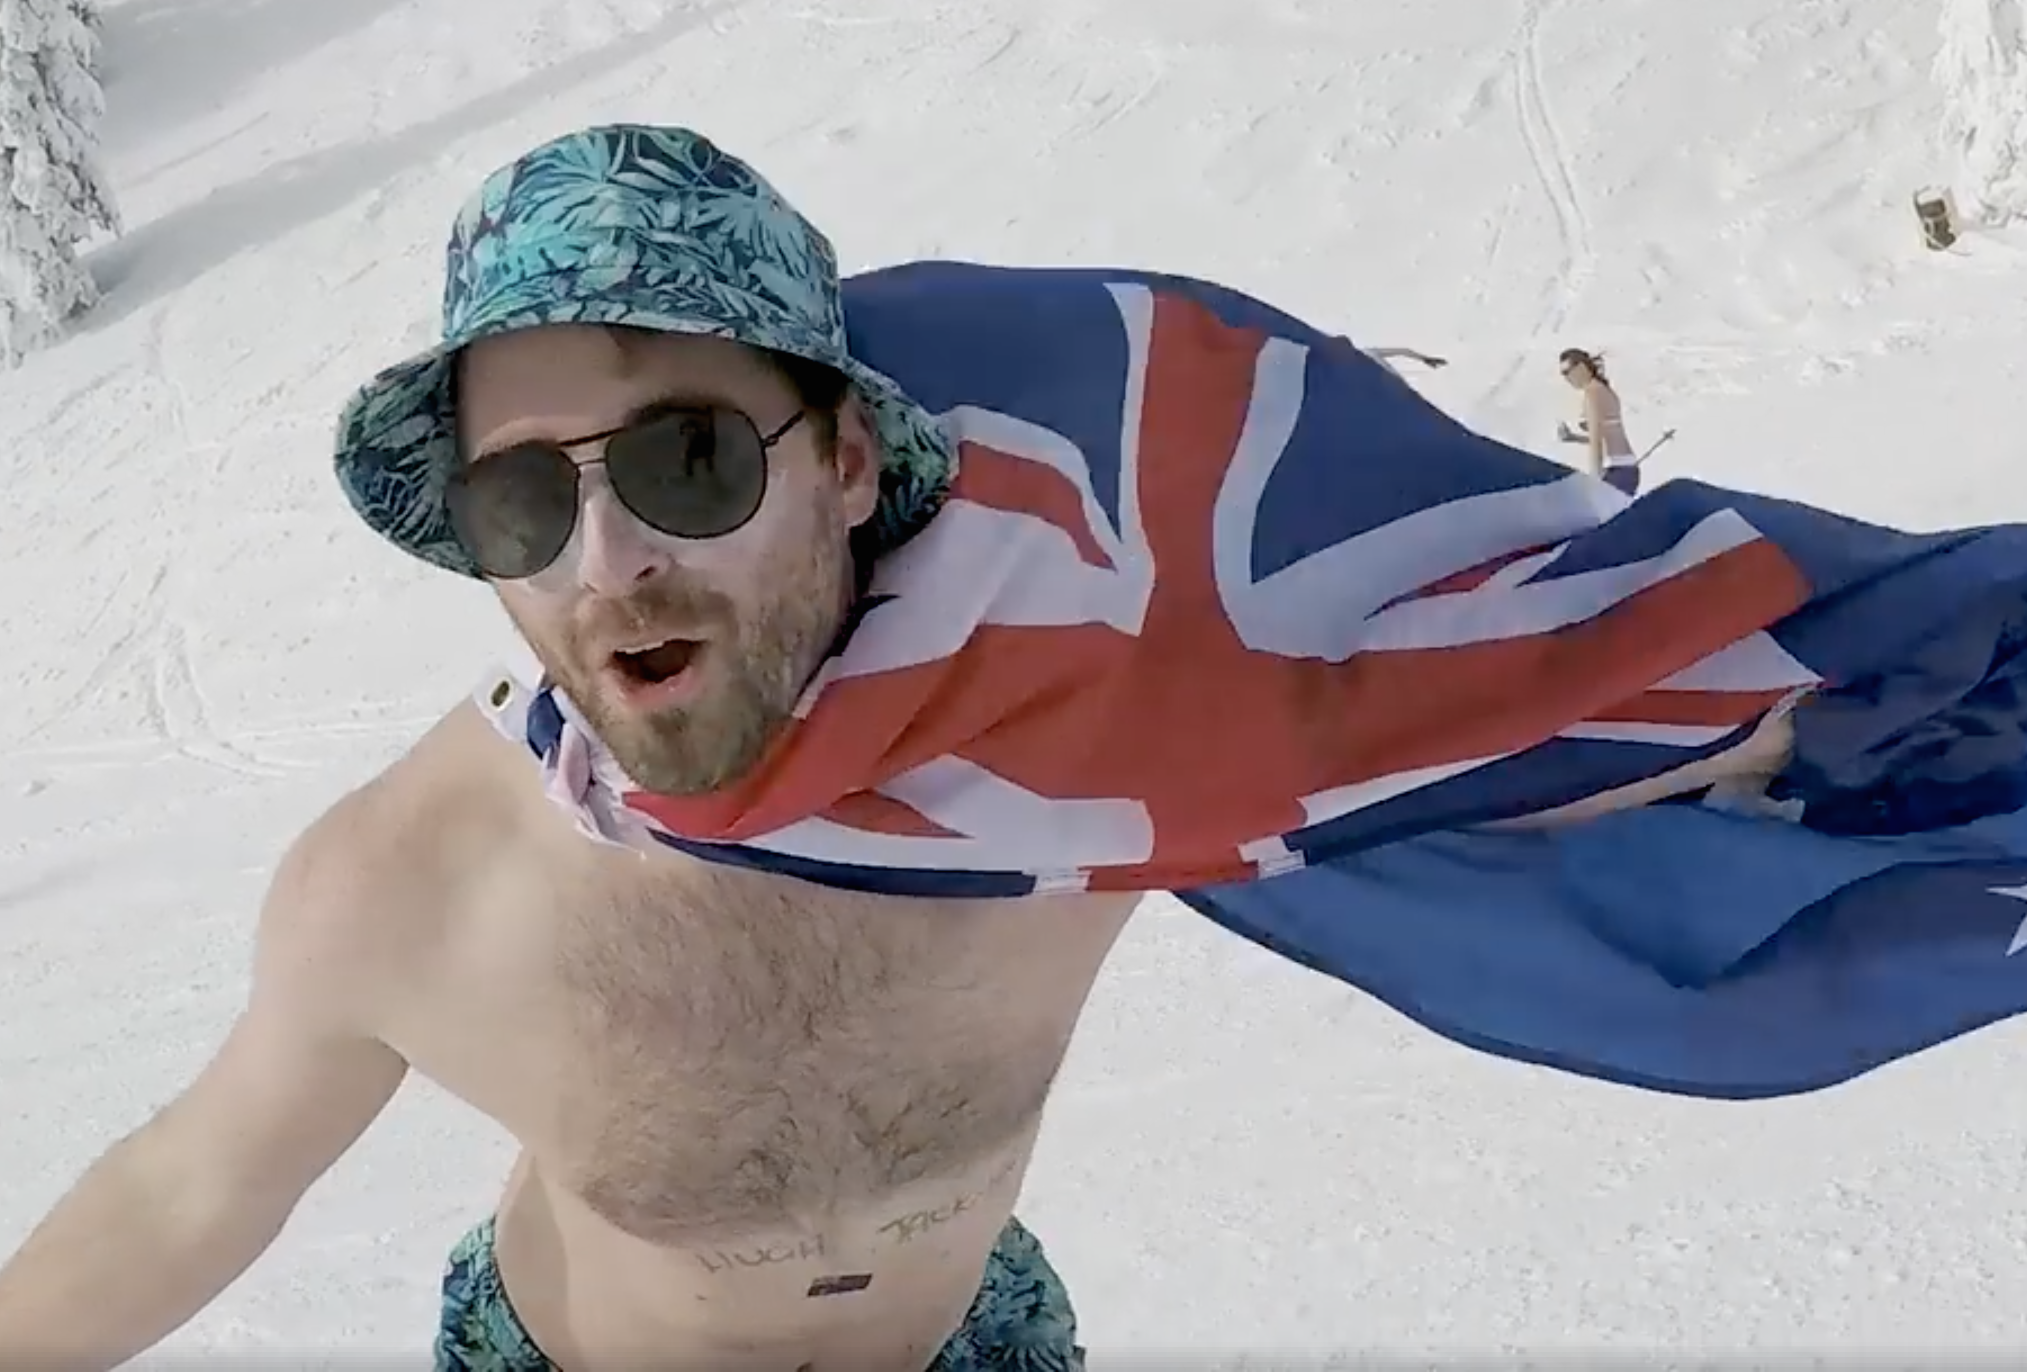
xmin=512 ymin=261 xmax=2027 ymax=1102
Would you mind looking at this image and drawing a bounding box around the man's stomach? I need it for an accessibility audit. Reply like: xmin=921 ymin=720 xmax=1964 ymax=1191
xmin=492 ymin=1135 xmax=1039 ymax=1371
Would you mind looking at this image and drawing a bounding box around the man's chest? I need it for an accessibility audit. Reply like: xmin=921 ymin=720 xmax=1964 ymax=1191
xmin=397 ymin=854 xmax=1107 ymax=1242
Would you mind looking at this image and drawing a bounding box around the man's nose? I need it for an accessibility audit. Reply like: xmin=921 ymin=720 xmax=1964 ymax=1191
xmin=573 ymin=476 xmax=673 ymax=595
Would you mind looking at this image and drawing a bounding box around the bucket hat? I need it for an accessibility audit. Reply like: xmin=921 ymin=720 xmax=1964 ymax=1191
xmin=332 ymin=123 xmax=954 ymax=578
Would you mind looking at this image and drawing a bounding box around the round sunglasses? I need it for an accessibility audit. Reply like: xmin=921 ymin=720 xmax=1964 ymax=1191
xmin=445 ymin=404 xmax=807 ymax=580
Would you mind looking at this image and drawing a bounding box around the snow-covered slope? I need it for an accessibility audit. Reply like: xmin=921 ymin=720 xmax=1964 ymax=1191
xmin=5 ymin=0 xmax=2027 ymax=1360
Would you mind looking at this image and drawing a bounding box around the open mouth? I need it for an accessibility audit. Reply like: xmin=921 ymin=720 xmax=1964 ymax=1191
xmin=611 ymin=637 xmax=701 ymax=687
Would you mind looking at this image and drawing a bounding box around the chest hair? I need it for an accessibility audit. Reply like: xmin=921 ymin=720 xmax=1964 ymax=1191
xmin=546 ymin=857 xmax=1060 ymax=1244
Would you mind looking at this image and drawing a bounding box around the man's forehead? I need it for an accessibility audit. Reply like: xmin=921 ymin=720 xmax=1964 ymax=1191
xmin=451 ymin=326 xmax=774 ymax=458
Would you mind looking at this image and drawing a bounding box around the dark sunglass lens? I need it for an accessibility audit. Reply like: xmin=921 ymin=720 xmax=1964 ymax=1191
xmin=445 ymin=442 xmax=581 ymax=579
xmin=606 ymin=408 xmax=768 ymax=540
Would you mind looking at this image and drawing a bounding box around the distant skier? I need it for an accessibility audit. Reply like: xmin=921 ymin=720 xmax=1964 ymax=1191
xmin=1554 ymin=347 xmax=1639 ymax=494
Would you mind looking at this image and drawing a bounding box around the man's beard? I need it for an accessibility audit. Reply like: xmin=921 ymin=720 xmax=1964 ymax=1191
xmin=511 ymin=509 xmax=850 ymax=796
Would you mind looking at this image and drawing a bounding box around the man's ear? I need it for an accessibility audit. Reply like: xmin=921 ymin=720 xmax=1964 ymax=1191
xmin=830 ymin=392 xmax=883 ymax=530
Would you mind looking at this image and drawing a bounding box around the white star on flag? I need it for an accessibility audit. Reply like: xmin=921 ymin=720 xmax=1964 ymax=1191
xmin=1990 ymin=884 xmax=2027 ymax=956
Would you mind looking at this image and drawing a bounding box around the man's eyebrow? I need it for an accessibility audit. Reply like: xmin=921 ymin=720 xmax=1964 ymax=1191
xmin=468 ymin=390 xmax=721 ymax=461
xmin=622 ymin=390 xmax=720 ymax=424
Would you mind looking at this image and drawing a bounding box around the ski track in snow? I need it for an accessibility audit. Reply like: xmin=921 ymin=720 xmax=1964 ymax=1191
xmin=4 ymin=0 xmax=2027 ymax=1360
xmin=1480 ymin=0 xmax=1597 ymax=415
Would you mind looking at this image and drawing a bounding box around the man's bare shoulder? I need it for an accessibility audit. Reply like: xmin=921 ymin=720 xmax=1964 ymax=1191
xmin=261 ymin=700 xmax=538 ymax=984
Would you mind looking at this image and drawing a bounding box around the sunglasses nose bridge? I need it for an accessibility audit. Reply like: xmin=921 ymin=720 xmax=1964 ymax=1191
xmin=569 ymin=461 xmax=679 ymax=595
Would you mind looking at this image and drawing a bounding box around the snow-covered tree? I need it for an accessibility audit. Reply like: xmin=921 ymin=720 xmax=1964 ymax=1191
xmin=0 ymin=0 xmax=118 ymax=365
xmin=1937 ymin=0 xmax=2027 ymax=226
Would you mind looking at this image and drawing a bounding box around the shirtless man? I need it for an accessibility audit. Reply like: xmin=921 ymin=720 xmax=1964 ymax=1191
xmin=0 ymin=129 xmax=1128 ymax=1371
xmin=0 ymin=125 xmax=1791 ymax=1370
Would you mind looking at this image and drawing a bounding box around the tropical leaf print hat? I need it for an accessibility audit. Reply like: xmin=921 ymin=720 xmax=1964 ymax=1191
xmin=331 ymin=123 xmax=954 ymax=578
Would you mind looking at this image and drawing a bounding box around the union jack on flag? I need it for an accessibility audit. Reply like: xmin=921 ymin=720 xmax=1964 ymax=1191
xmin=499 ymin=262 xmax=2027 ymax=1103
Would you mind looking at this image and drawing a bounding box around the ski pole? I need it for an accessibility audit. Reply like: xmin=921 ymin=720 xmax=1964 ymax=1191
xmin=1633 ymin=428 xmax=1677 ymax=466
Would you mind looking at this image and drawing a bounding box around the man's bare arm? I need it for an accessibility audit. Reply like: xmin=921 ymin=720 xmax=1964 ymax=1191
xmin=0 ymin=792 xmax=411 ymax=1370
xmin=1489 ymin=702 xmax=1799 ymax=830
